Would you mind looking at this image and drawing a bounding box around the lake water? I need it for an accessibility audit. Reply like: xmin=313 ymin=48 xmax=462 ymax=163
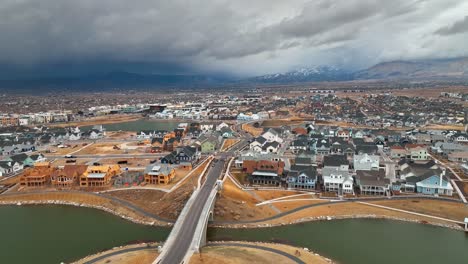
xmin=1 ymin=206 xmax=467 ymax=264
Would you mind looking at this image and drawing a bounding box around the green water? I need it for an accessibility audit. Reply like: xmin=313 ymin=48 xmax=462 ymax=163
xmin=1 ymin=206 xmax=468 ymax=264
xmin=209 ymin=219 xmax=468 ymax=264
xmin=0 ymin=206 xmax=170 ymax=264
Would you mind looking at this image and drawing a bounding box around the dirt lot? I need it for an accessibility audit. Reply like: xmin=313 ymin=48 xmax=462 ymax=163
xmin=214 ymin=178 xmax=278 ymax=221
xmin=107 ymin=186 xmax=192 ymax=220
xmin=230 ymin=170 xmax=248 ymax=185
xmin=241 ymin=124 xmax=263 ymax=137
xmin=261 ymin=119 xmax=305 ymax=127
xmin=270 ymin=199 xmax=331 ymax=213
xmin=106 ymin=131 xmax=136 ymax=140
xmin=222 ymin=139 xmax=240 ymax=151
xmin=455 ymin=181 xmax=468 ymax=198
xmin=84 ymin=158 xmax=210 ymax=220
xmin=75 ymin=142 xmax=145 ymax=155
xmin=369 ymin=199 xmax=468 ymax=222
xmin=253 ymin=190 xmax=304 ymax=201
xmin=190 ymin=242 xmax=330 ymax=264
xmin=45 ymin=143 xmax=92 ymax=155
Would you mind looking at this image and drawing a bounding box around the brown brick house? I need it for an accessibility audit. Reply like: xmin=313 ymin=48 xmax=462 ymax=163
xmin=242 ymin=160 xmax=285 ymax=186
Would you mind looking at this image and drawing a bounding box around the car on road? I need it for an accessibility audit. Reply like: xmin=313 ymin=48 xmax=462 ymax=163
xmin=64 ymin=155 xmax=77 ymax=158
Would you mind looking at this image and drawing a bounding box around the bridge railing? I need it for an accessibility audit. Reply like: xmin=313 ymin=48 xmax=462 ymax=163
xmin=153 ymin=187 xmax=200 ymax=264
xmin=190 ymin=182 xmax=219 ymax=254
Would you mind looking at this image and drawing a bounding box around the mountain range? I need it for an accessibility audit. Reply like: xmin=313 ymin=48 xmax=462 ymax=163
xmin=249 ymin=57 xmax=468 ymax=83
xmin=1 ymin=57 xmax=468 ymax=92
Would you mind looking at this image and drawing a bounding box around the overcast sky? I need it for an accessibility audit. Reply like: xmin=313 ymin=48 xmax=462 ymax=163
xmin=1 ymin=0 xmax=468 ymax=78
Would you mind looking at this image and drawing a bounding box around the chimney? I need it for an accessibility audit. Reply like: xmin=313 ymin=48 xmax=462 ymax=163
xmin=440 ymin=169 xmax=445 ymax=187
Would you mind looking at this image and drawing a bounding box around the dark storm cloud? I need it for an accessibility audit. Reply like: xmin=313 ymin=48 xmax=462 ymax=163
xmin=435 ymin=16 xmax=468 ymax=35
xmin=0 ymin=0 xmax=466 ymax=77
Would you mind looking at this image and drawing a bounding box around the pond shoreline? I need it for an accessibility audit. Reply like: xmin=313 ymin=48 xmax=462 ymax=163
xmin=0 ymin=199 xmax=463 ymax=232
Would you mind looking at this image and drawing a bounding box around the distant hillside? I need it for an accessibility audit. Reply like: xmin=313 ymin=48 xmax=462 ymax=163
xmin=247 ymin=66 xmax=353 ymax=83
xmin=354 ymin=57 xmax=468 ymax=80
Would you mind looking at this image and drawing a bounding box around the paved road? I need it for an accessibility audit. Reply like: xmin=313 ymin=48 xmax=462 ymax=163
xmin=158 ymin=154 xmax=227 ymax=264
xmin=158 ymin=139 xmax=247 ymax=264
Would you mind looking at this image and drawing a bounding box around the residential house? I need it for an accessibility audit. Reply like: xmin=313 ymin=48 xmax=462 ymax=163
xmin=286 ymin=158 xmax=317 ymax=190
xmin=336 ymin=129 xmax=350 ymax=140
xmin=353 ymin=130 xmax=365 ymax=139
xmin=80 ymin=165 xmax=120 ymax=188
xmin=144 ymin=164 xmax=176 ymax=184
xmin=200 ymin=136 xmax=218 ymax=153
xmin=395 ymin=159 xmax=442 ymax=192
xmin=356 ymin=170 xmax=389 ymax=196
xmin=51 ymin=165 xmax=88 ymax=188
xmin=289 ymin=138 xmax=309 ymax=153
xmin=452 ymin=133 xmax=468 ymax=143
xmin=0 ymin=161 xmax=15 ymax=176
xmin=250 ymin=136 xmax=267 ymax=152
xmin=262 ymin=128 xmax=284 ymax=143
xmin=322 ymin=167 xmax=354 ymax=194
xmin=448 ymin=151 xmax=468 ymax=162
xmin=162 ymin=146 xmax=200 ymax=165
xmin=243 ymin=159 xmax=285 ymax=186
xmin=390 ymin=146 xmax=407 ymax=159
xmin=175 ymin=146 xmax=200 ymax=164
xmin=323 ymin=155 xmax=349 ymax=171
xmin=315 ymin=139 xmax=331 ymax=156
xmin=220 ymin=127 xmax=234 ymax=138
xmin=353 ymin=154 xmax=380 ymax=171
xmin=19 ymin=162 xmax=55 ymax=187
xmin=406 ymin=144 xmax=429 ymax=161
xmin=216 ymin=122 xmax=229 ymax=131
xmin=410 ymin=170 xmax=453 ymax=196
xmin=262 ymin=141 xmax=280 ymax=153
xmin=3 ymin=153 xmax=33 ymax=169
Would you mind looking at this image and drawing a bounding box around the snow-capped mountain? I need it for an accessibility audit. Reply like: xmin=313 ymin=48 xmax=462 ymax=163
xmin=248 ymin=66 xmax=353 ymax=83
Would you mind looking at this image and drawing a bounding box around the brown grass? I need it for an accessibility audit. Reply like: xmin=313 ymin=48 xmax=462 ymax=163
xmin=252 ymin=202 xmax=461 ymax=227
xmin=222 ymin=139 xmax=240 ymax=151
xmin=74 ymin=244 xmax=158 ymax=264
xmin=190 ymin=243 xmax=330 ymax=264
xmin=271 ymin=200 xmax=330 ymax=213
xmin=215 ymin=178 xmax=277 ymax=221
xmin=252 ymin=190 xmax=304 ymax=201
xmin=369 ymin=199 xmax=468 ymax=222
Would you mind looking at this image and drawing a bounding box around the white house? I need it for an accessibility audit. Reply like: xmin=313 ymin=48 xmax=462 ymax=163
xmin=250 ymin=136 xmax=267 ymax=152
xmin=353 ymin=154 xmax=380 ymax=171
xmin=216 ymin=122 xmax=230 ymax=131
xmin=262 ymin=128 xmax=284 ymax=143
xmin=262 ymin=141 xmax=280 ymax=154
xmin=322 ymin=167 xmax=354 ymax=194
